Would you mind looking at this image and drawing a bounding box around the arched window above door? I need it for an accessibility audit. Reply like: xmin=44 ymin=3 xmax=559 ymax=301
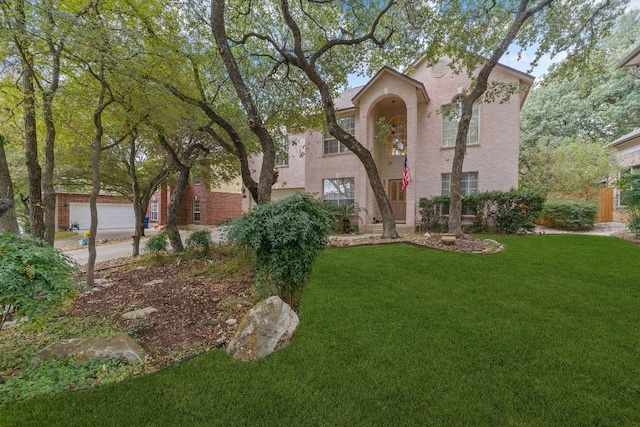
xmin=386 ymin=115 xmax=407 ymax=157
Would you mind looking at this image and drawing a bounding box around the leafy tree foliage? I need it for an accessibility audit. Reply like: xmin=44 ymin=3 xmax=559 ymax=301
xmin=224 ymin=192 xmax=333 ymax=305
xmin=521 ymin=10 xmax=640 ymax=149
xmin=520 ymin=140 xmax=620 ymax=199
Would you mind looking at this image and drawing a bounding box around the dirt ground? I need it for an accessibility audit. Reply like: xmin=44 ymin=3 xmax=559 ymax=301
xmin=66 ymin=229 xmax=636 ymax=366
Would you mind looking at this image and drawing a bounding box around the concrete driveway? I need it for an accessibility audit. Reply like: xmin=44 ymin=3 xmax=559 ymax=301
xmin=57 ymin=227 xmax=224 ymax=265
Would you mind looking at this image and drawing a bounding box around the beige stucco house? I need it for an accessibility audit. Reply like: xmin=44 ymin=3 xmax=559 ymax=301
xmin=243 ymin=57 xmax=534 ymax=231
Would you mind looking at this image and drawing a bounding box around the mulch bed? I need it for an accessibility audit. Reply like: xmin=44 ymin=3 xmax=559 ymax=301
xmin=68 ymin=256 xmax=255 ymax=365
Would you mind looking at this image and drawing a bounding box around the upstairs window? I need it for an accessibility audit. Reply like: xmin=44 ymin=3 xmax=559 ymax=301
xmin=324 ymin=116 xmax=354 ymax=155
xmin=386 ymin=115 xmax=407 ymax=157
xmin=275 ymin=135 xmax=289 ymax=167
xmin=442 ymin=96 xmax=479 ymax=148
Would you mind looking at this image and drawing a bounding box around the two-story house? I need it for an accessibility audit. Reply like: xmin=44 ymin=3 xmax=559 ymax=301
xmin=244 ymin=56 xmax=534 ymax=231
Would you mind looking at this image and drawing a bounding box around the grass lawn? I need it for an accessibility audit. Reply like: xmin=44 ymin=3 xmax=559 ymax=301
xmin=1 ymin=234 xmax=639 ymax=426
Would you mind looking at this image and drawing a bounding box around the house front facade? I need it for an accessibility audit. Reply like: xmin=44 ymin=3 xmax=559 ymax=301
xmin=610 ymin=128 xmax=640 ymax=221
xmin=609 ymin=43 xmax=640 ymax=222
xmin=243 ymin=57 xmax=534 ymax=230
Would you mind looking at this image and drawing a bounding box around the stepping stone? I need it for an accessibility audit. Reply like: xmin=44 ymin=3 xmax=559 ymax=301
xmin=33 ymin=333 xmax=146 ymax=364
xmin=142 ymin=279 xmax=164 ymax=286
xmin=122 ymin=306 xmax=158 ymax=320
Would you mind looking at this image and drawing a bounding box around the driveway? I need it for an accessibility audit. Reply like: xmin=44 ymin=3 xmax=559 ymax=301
xmin=58 ymin=227 xmax=225 ymax=266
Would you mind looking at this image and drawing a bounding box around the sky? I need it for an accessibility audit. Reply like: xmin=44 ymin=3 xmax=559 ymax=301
xmin=348 ymin=0 xmax=640 ymax=88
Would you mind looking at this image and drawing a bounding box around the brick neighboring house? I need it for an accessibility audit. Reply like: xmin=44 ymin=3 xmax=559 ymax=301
xmin=56 ymin=192 xmax=134 ymax=230
xmin=243 ymin=57 xmax=534 ymax=230
xmin=55 ymin=179 xmax=242 ymax=231
xmin=148 ymin=179 xmax=242 ymax=227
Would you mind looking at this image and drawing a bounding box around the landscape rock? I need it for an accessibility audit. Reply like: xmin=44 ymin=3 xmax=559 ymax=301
xmin=142 ymin=279 xmax=164 ymax=287
xmin=226 ymin=318 xmax=237 ymax=325
xmin=33 ymin=333 xmax=146 ymax=364
xmin=122 ymin=306 xmax=158 ymax=320
xmin=227 ymin=296 xmax=299 ymax=361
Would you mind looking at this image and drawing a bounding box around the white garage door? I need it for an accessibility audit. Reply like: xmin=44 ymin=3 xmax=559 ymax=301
xmin=69 ymin=203 xmax=135 ymax=229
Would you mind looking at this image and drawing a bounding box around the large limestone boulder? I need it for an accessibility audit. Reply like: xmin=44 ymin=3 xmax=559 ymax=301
xmin=33 ymin=333 xmax=146 ymax=365
xmin=227 ymin=296 xmax=299 ymax=361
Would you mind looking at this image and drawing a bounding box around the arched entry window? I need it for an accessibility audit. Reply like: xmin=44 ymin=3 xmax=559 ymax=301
xmin=386 ymin=115 xmax=407 ymax=157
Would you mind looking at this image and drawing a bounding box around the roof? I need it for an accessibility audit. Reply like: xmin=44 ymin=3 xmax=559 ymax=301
xmin=335 ymin=86 xmax=363 ymax=111
xmin=615 ymin=44 xmax=640 ymax=69
xmin=351 ymin=66 xmax=429 ymax=107
xmin=610 ymin=127 xmax=640 ymax=148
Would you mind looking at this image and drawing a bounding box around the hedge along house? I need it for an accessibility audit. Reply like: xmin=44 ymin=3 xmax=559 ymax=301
xmin=243 ymin=57 xmax=534 ymax=231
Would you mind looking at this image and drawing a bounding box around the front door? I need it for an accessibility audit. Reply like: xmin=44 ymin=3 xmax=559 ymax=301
xmin=388 ymin=179 xmax=406 ymax=221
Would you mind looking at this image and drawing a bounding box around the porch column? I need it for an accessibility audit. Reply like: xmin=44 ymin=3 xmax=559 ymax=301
xmin=405 ymin=96 xmax=419 ymax=230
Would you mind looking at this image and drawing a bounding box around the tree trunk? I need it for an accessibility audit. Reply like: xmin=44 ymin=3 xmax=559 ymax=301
xmin=275 ymin=0 xmax=398 ymax=238
xmin=447 ymin=1 xmax=545 ymax=237
xmin=313 ymin=80 xmax=398 ymax=239
xmin=14 ymin=0 xmax=44 ymax=239
xmin=156 ymin=132 xmax=189 ymax=252
xmin=125 ymin=133 xmax=170 ymax=256
xmin=41 ymin=5 xmax=62 ymax=246
xmin=165 ymin=167 xmax=189 ymax=252
xmin=128 ymin=134 xmax=144 ymax=256
xmin=86 ymin=75 xmax=111 ymax=288
xmin=20 ymin=55 xmax=44 ymax=239
xmin=42 ymin=91 xmax=57 ymax=245
xmin=211 ymin=0 xmax=277 ymax=205
xmin=0 ymin=135 xmax=19 ymax=234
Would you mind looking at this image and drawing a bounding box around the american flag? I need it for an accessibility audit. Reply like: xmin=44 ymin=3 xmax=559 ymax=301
xmin=402 ymin=153 xmax=410 ymax=191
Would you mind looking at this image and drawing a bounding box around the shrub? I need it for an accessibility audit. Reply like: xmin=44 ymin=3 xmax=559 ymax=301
xmin=144 ymin=231 xmax=168 ymax=259
xmin=419 ymin=189 xmax=545 ymax=234
xmin=419 ymin=196 xmax=449 ymax=232
xmin=0 ymin=232 xmax=78 ymax=329
xmin=486 ymin=189 xmax=546 ymax=234
xmin=616 ymin=170 xmax=640 ymax=236
xmin=223 ymin=192 xmax=333 ymax=305
xmin=185 ymin=229 xmax=213 ymax=252
xmin=332 ymin=203 xmax=366 ymax=234
xmin=541 ymin=199 xmax=598 ymax=231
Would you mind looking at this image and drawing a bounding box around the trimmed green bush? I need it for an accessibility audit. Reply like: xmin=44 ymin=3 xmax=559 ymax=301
xmin=185 ymin=229 xmax=213 ymax=252
xmin=144 ymin=231 xmax=168 ymax=259
xmin=0 ymin=232 xmax=77 ymax=329
xmin=223 ymin=192 xmax=333 ymax=305
xmin=541 ymin=199 xmax=598 ymax=231
xmin=486 ymin=189 xmax=545 ymax=234
xmin=418 ymin=196 xmax=449 ymax=232
xmin=419 ymin=189 xmax=545 ymax=234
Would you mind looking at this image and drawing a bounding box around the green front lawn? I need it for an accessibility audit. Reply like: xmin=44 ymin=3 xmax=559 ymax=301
xmin=2 ymin=235 xmax=639 ymax=426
